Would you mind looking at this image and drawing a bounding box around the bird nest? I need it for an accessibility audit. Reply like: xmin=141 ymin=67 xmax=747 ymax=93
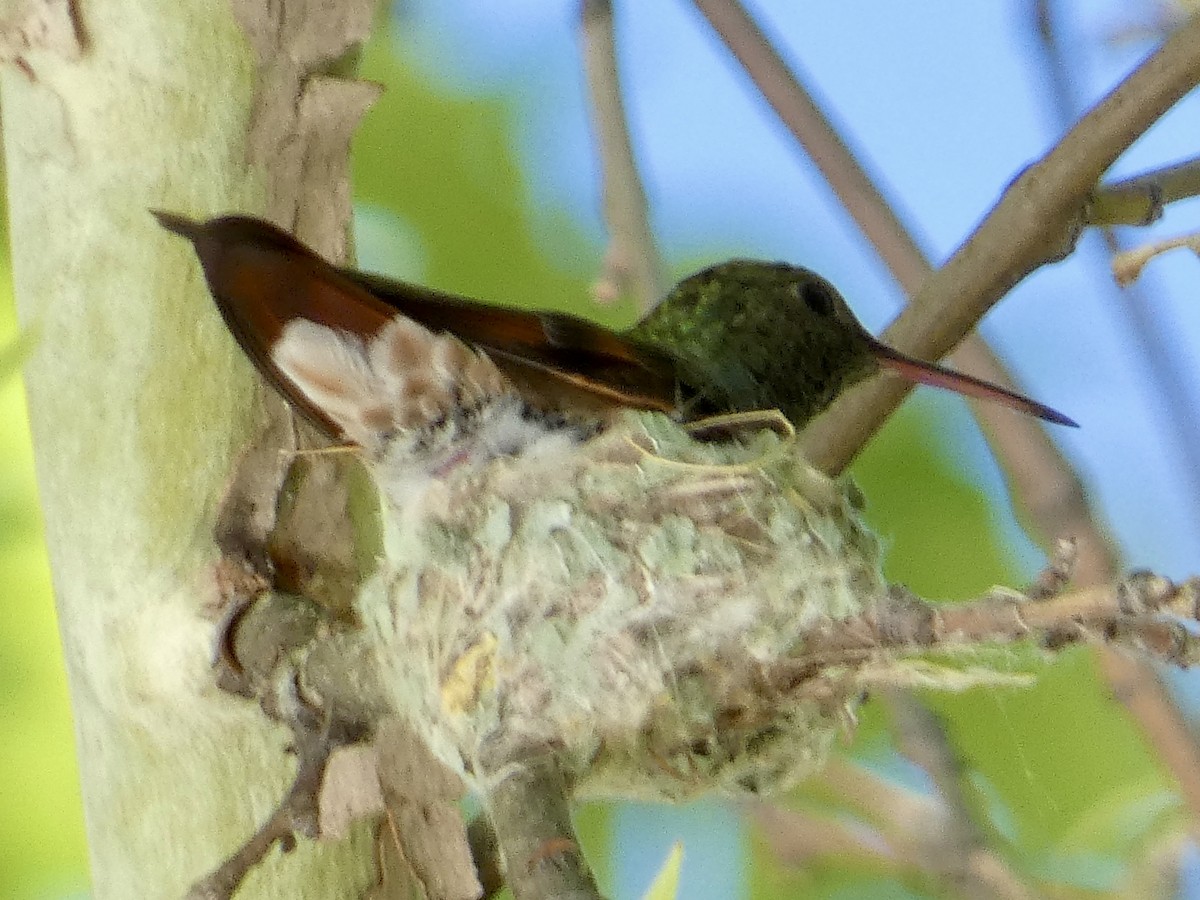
xmin=358 ymin=411 xmax=886 ymax=800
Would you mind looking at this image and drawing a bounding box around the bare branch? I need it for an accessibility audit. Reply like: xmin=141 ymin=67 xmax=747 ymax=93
xmin=1112 ymin=230 xmax=1200 ymax=284
xmin=1092 ymin=155 xmax=1200 ymax=226
xmin=580 ymin=0 xmax=666 ymax=313
xmin=794 ymin=573 xmax=1200 ymax=670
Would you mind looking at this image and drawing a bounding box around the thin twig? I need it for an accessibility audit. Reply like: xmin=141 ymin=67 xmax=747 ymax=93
xmin=580 ymin=0 xmax=666 ymax=313
xmin=1092 ymin=155 xmax=1200 ymax=225
xmin=186 ymin=694 xmax=356 ymax=900
xmin=785 ymin=573 xmax=1200 ymax=676
xmin=1113 ymin=231 xmax=1200 ymax=284
xmin=884 ymin=692 xmax=987 ymax=859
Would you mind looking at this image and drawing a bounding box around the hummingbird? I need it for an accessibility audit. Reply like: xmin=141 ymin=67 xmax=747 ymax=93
xmin=154 ymin=212 xmax=1072 ymax=800
xmin=152 ymin=211 xmax=1074 ymax=469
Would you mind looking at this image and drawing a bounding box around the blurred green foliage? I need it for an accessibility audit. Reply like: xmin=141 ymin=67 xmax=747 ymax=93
xmin=641 ymin=843 xmax=684 ymax=900
xmin=0 ymin=16 xmax=1177 ymax=900
xmin=0 ymin=217 xmax=89 ymax=896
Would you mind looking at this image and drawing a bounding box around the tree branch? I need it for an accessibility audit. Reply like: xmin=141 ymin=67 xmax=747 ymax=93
xmin=580 ymin=0 xmax=665 ymax=313
xmin=1091 ymin=155 xmax=1200 ymax=226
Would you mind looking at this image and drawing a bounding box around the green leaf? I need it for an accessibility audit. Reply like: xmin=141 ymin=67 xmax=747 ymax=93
xmin=641 ymin=842 xmax=684 ymax=900
xmin=0 ymin=325 xmax=38 ymax=383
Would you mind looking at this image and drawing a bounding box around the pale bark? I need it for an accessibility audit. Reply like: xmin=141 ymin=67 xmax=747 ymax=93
xmin=0 ymin=0 xmax=377 ymax=896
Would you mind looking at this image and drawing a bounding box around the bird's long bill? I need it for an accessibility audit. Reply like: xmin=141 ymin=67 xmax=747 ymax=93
xmin=869 ymin=338 xmax=1078 ymax=427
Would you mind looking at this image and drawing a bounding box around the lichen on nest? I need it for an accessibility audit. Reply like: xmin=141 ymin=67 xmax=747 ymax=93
xmin=358 ymin=410 xmax=886 ymax=800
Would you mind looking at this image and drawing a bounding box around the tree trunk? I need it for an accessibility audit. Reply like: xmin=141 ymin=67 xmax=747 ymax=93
xmin=1 ymin=0 xmax=379 ymax=895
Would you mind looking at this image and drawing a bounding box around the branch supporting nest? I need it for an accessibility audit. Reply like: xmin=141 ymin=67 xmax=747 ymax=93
xmin=797 ymin=572 xmax=1200 ymax=675
xmin=482 ymin=754 xmax=605 ymax=900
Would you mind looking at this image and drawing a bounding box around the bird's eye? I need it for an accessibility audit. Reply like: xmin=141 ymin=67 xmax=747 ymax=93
xmin=797 ymin=280 xmax=834 ymax=316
